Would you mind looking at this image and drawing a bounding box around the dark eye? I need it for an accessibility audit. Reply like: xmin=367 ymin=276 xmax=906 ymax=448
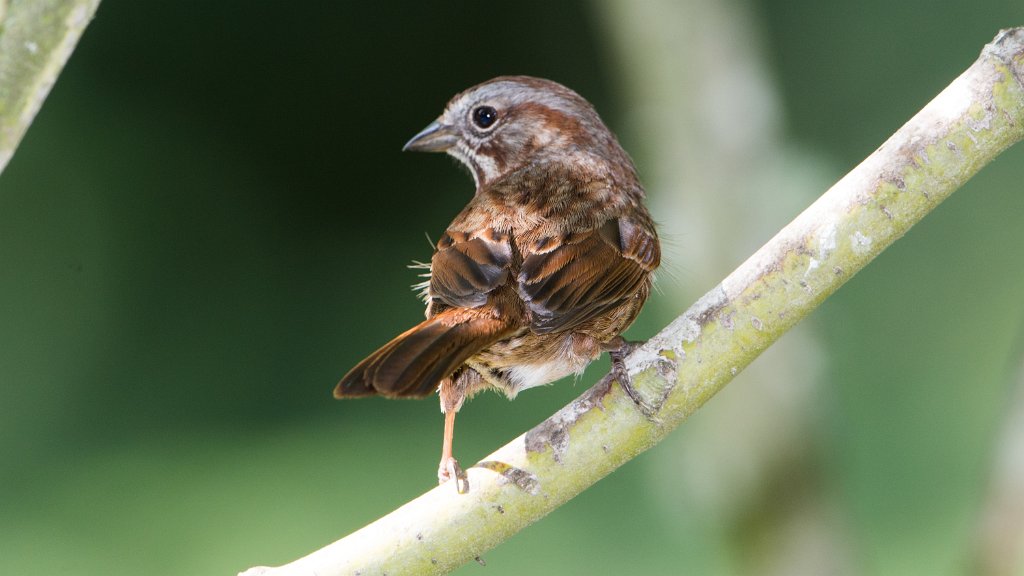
xmin=471 ymin=106 xmax=498 ymax=129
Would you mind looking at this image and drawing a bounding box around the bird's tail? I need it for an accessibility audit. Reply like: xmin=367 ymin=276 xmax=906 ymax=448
xmin=334 ymin=309 xmax=514 ymax=399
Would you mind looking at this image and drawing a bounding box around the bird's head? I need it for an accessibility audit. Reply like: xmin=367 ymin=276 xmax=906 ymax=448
xmin=403 ymin=76 xmax=631 ymax=188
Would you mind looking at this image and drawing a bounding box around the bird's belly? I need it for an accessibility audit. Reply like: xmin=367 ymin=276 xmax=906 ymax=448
xmin=468 ymin=331 xmax=603 ymax=397
xmin=505 ymin=360 xmax=582 ymax=392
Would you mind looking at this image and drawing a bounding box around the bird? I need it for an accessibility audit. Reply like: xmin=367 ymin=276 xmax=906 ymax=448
xmin=334 ymin=76 xmax=660 ymax=493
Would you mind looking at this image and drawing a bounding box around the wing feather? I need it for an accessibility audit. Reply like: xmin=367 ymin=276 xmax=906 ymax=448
xmin=429 ymin=229 xmax=512 ymax=309
xmin=518 ymin=216 xmax=659 ymax=334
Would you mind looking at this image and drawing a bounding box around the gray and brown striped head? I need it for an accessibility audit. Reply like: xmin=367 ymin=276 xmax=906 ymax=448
xmin=403 ymin=76 xmax=634 ymax=188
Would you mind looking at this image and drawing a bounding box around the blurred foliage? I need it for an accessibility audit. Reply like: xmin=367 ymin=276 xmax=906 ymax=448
xmin=1 ymin=1 xmax=1023 ymax=575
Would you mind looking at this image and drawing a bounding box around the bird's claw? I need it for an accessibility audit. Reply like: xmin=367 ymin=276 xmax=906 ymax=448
xmin=438 ymin=456 xmax=469 ymax=494
xmin=606 ymin=338 xmax=656 ymax=415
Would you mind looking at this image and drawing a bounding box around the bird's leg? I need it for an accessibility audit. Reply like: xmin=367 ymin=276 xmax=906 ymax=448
xmin=602 ymin=336 xmax=651 ymax=411
xmin=438 ymin=410 xmax=469 ymax=493
xmin=438 ymin=373 xmax=473 ymax=493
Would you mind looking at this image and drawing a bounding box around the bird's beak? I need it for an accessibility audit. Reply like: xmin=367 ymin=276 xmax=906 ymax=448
xmin=402 ymin=120 xmax=457 ymax=153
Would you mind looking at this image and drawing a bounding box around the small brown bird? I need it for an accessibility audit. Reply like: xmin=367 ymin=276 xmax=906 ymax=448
xmin=334 ymin=76 xmax=660 ymax=492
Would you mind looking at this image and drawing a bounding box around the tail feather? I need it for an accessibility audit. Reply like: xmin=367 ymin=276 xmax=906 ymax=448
xmin=334 ymin=310 xmax=512 ymax=399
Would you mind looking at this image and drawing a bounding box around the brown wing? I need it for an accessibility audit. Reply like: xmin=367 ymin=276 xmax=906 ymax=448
xmin=334 ymin=307 xmax=515 ymax=399
xmin=428 ymin=227 xmax=513 ymax=310
xmin=335 ymin=215 xmax=516 ymax=399
xmin=518 ymin=216 xmax=660 ymax=334
xmin=336 ymin=218 xmax=518 ymax=399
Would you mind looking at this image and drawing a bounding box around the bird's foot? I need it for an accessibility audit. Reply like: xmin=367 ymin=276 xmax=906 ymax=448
xmin=603 ymin=337 xmax=655 ymax=415
xmin=438 ymin=456 xmax=469 ymax=494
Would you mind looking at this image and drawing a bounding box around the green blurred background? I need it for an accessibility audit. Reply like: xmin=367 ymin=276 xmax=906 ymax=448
xmin=2 ymin=1 xmax=1024 ymax=574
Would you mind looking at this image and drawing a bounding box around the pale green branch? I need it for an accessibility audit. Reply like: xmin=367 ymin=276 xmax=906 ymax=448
xmin=240 ymin=28 xmax=1024 ymax=576
xmin=0 ymin=0 xmax=100 ymax=175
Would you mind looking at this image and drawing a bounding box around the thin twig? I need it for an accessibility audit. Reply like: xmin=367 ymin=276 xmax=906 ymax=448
xmin=240 ymin=27 xmax=1024 ymax=576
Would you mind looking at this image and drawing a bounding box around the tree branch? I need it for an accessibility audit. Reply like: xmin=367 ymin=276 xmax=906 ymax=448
xmin=0 ymin=0 xmax=101 ymax=175
xmin=240 ymin=28 xmax=1024 ymax=576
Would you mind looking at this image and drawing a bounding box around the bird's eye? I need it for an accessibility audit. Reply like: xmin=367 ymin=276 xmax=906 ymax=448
xmin=471 ymin=106 xmax=498 ymax=129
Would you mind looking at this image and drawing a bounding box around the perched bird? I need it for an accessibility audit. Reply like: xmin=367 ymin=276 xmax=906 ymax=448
xmin=334 ymin=76 xmax=660 ymax=492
